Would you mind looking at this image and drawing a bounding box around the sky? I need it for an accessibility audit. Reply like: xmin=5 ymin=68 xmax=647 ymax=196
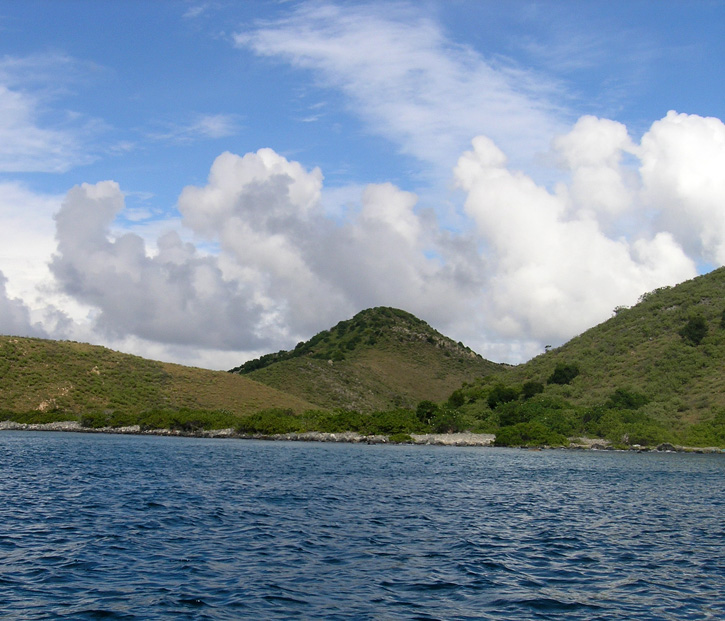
xmin=1 ymin=0 xmax=725 ymax=370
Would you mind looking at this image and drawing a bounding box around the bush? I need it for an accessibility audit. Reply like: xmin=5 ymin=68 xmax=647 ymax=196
xmin=679 ymin=315 xmax=708 ymax=345
xmin=487 ymin=384 xmax=519 ymax=409
xmin=447 ymin=389 xmax=466 ymax=408
xmin=416 ymin=400 xmax=439 ymax=424
xmin=236 ymin=409 xmax=302 ymax=435
xmin=429 ymin=408 xmax=466 ymax=433
xmin=494 ymin=421 xmax=568 ymax=447
xmin=606 ymin=388 xmax=649 ymax=410
xmin=521 ymin=381 xmax=544 ymax=400
xmin=547 ymin=363 xmax=580 ymax=385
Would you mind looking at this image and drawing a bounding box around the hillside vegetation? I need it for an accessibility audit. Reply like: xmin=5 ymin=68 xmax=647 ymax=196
xmin=0 ymin=336 xmax=315 ymax=429
xmin=440 ymin=268 xmax=725 ymax=447
xmin=231 ymin=307 xmax=504 ymax=411
xmin=3 ymin=270 xmax=725 ymax=448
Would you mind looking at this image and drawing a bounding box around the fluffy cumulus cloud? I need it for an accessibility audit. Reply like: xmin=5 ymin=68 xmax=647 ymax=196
xmin=50 ymin=181 xmax=267 ymax=350
xmin=639 ymin=111 xmax=725 ymax=264
xmin=0 ymin=271 xmax=46 ymax=337
xmin=455 ymin=129 xmax=696 ymax=345
xmin=37 ymin=108 xmax=725 ymax=364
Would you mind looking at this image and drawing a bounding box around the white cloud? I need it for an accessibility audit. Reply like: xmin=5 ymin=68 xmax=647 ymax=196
xmin=149 ymin=113 xmax=241 ymax=143
xmin=453 ymin=121 xmax=698 ymax=346
xmin=0 ymin=85 xmax=88 ymax=173
xmin=43 ymin=113 xmax=723 ymax=366
xmin=50 ymin=181 xmax=267 ymax=351
xmin=639 ymin=111 xmax=725 ymax=264
xmin=235 ymin=2 xmax=566 ymax=176
xmin=0 ymin=54 xmax=97 ymax=172
xmin=0 ymin=271 xmax=46 ymax=337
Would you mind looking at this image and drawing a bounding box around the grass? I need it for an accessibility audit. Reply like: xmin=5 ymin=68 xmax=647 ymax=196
xmin=239 ymin=307 xmax=504 ymax=412
xmin=0 ymin=336 xmax=316 ymax=425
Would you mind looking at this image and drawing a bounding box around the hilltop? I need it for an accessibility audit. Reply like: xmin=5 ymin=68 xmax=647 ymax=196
xmin=231 ymin=307 xmax=504 ymax=411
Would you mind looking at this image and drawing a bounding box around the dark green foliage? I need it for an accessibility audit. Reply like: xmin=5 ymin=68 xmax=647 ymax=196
xmin=416 ymin=400 xmax=439 ymax=424
xmin=679 ymin=315 xmax=708 ymax=345
xmin=487 ymin=384 xmax=519 ymax=409
xmin=606 ymin=388 xmax=649 ymax=410
xmin=447 ymin=389 xmax=466 ymax=408
xmin=429 ymin=408 xmax=465 ymax=433
xmin=521 ymin=381 xmax=544 ymax=400
xmin=236 ymin=409 xmax=303 ymax=435
xmin=547 ymin=362 xmax=580 ymax=385
xmin=5 ymin=410 xmax=77 ymax=425
xmin=494 ymin=421 xmax=567 ymax=447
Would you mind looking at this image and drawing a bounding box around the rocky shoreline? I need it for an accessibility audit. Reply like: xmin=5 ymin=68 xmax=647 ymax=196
xmin=1 ymin=420 xmax=723 ymax=452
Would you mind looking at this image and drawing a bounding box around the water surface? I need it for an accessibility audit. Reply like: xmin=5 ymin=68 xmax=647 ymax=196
xmin=1 ymin=432 xmax=723 ymax=619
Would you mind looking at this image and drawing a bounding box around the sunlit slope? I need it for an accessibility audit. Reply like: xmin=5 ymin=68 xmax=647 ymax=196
xmin=503 ymin=267 xmax=725 ymax=424
xmin=232 ymin=307 xmax=504 ymax=411
xmin=0 ymin=336 xmax=315 ymax=417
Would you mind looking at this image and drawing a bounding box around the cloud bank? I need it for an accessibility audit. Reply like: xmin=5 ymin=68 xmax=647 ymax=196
xmin=46 ymin=111 xmax=725 ymax=363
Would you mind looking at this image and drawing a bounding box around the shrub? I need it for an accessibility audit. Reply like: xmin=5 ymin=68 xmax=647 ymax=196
xmin=521 ymin=381 xmax=544 ymax=400
xmin=494 ymin=421 xmax=568 ymax=447
xmin=606 ymin=388 xmax=650 ymax=410
xmin=487 ymin=384 xmax=519 ymax=409
xmin=679 ymin=315 xmax=708 ymax=345
xmin=547 ymin=363 xmax=580 ymax=385
xmin=430 ymin=408 xmax=466 ymax=433
xmin=416 ymin=400 xmax=439 ymax=424
xmin=447 ymin=389 xmax=466 ymax=408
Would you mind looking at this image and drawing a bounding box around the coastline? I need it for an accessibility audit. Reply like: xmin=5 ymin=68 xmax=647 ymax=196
xmin=1 ymin=420 xmax=722 ymax=452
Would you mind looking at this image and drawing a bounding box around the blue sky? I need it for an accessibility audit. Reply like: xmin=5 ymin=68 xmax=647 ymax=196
xmin=1 ymin=0 xmax=724 ymax=369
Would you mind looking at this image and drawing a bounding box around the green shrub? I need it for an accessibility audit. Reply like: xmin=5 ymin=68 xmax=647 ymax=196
xmin=429 ymin=408 xmax=465 ymax=433
xmin=236 ymin=409 xmax=302 ymax=435
xmin=389 ymin=432 xmax=413 ymax=443
xmin=521 ymin=381 xmax=544 ymax=400
xmin=547 ymin=363 xmax=580 ymax=385
xmin=494 ymin=421 xmax=567 ymax=447
xmin=487 ymin=384 xmax=519 ymax=409
xmin=679 ymin=315 xmax=708 ymax=345
xmin=606 ymin=388 xmax=650 ymax=410
xmin=416 ymin=400 xmax=439 ymax=424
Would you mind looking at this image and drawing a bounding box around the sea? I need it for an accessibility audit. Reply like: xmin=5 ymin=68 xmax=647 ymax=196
xmin=0 ymin=432 xmax=723 ymax=620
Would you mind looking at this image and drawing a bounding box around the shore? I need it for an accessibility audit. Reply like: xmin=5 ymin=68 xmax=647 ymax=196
xmin=1 ymin=420 xmax=723 ymax=452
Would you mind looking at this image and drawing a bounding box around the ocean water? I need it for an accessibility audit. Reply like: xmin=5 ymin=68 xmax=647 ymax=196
xmin=0 ymin=432 xmax=723 ymax=620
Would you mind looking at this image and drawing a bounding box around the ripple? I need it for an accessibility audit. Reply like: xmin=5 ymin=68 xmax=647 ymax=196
xmin=0 ymin=433 xmax=723 ymax=620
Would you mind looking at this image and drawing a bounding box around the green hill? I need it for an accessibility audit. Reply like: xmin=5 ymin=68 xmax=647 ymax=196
xmin=231 ymin=307 xmax=504 ymax=412
xmin=503 ymin=267 xmax=725 ymax=419
xmin=0 ymin=335 xmax=315 ymax=427
xmin=447 ymin=268 xmax=725 ymax=447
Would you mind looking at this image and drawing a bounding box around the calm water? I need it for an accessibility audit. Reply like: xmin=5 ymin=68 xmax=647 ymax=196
xmin=0 ymin=432 xmax=723 ymax=620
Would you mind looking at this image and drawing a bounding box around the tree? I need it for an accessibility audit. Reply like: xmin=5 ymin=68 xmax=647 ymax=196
xmin=521 ymin=381 xmax=544 ymax=400
xmin=679 ymin=316 xmax=707 ymax=346
xmin=547 ymin=363 xmax=580 ymax=385
xmin=487 ymin=384 xmax=519 ymax=409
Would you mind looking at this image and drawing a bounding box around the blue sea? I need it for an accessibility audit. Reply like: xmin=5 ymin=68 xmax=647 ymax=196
xmin=0 ymin=432 xmax=723 ymax=620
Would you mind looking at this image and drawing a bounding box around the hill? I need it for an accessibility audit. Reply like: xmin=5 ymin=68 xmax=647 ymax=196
xmin=445 ymin=267 xmax=725 ymax=447
xmin=504 ymin=267 xmax=725 ymax=419
xmin=231 ymin=307 xmax=504 ymax=411
xmin=0 ymin=335 xmax=315 ymax=426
